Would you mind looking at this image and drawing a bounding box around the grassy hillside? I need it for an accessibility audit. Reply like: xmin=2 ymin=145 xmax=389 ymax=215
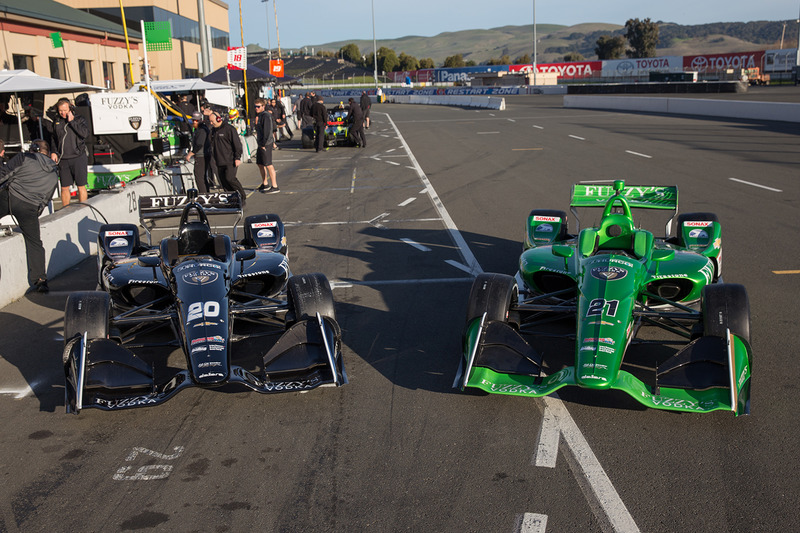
xmin=301 ymin=20 xmax=797 ymax=66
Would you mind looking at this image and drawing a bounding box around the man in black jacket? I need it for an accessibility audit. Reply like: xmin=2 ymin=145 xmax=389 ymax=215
xmin=185 ymin=112 xmax=211 ymax=193
xmin=311 ymin=96 xmax=328 ymax=153
xmin=360 ymin=91 xmax=372 ymax=129
xmin=209 ymin=111 xmax=246 ymax=205
xmin=50 ymin=98 xmax=89 ymax=206
xmin=347 ymin=98 xmax=366 ymax=148
xmin=0 ymin=140 xmax=59 ymax=292
xmin=298 ymin=92 xmax=314 ymax=128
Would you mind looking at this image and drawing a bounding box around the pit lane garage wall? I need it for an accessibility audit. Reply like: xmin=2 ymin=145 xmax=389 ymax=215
xmin=0 ymin=173 xmax=178 ymax=308
xmin=563 ymin=95 xmax=800 ymax=124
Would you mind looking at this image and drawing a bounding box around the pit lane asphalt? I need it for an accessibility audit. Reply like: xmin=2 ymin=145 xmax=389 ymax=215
xmin=0 ymin=89 xmax=798 ymax=532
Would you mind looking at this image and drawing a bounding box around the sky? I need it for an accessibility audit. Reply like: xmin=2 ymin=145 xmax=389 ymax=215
xmin=227 ymin=0 xmax=800 ymax=51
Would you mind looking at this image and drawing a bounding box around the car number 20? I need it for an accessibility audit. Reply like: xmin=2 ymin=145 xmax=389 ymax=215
xmin=187 ymin=301 xmax=220 ymax=322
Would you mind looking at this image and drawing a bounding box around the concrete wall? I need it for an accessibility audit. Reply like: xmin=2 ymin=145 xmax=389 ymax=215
xmin=387 ymin=94 xmax=506 ymax=110
xmin=0 ymin=172 xmax=179 ymax=308
xmin=563 ymin=95 xmax=800 ymax=123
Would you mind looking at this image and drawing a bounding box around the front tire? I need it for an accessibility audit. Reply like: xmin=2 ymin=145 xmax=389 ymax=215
xmin=64 ymin=291 xmax=110 ymax=345
xmin=286 ymin=273 xmax=336 ymax=326
xmin=466 ymin=273 xmax=518 ymax=323
xmin=701 ymin=283 xmax=750 ymax=344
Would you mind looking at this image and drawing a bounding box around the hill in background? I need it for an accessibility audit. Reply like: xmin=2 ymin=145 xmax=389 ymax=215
xmin=296 ymin=20 xmax=798 ymax=65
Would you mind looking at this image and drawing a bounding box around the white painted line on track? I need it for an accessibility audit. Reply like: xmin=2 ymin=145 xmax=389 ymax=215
xmin=625 ymin=150 xmax=652 ymax=159
xmin=384 ymin=113 xmax=482 ymax=276
xmin=385 ymin=148 xmax=396 ymax=153
xmin=533 ymin=403 xmax=560 ymax=468
xmin=477 ymin=131 xmax=500 ymax=134
xmin=569 ymin=135 xmax=585 ymax=141
xmin=398 ymin=197 xmax=416 ymax=207
xmin=515 ymin=513 xmax=548 ymax=533
xmin=533 ymin=125 xmax=544 ymax=129
xmin=507 ymin=118 xmax=516 ymax=122
xmin=284 ymin=217 xmax=443 ymax=227
xmin=386 ymin=161 xmax=401 ymax=166
xmin=541 ymin=395 xmax=640 ymax=533
xmin=445 ymin=259 xmax=474 ymax=274
xmin=729 ymin=177 xmax=782 ymax=192
xmin=400 ymin=238 xmax=431 ymax=252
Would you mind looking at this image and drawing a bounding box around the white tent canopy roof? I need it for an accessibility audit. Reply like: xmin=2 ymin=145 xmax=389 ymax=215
xmin=0 ymin=69 xmax=103 ymax=94
xmin=130 ymin=78 xmax=230 ymax=93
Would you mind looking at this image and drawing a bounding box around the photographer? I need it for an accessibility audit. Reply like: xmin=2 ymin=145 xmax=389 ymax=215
xmin=0 ymin=140 xmax=59 ymax=293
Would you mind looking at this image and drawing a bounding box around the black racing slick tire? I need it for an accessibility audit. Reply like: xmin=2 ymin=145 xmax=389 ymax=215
xmin=286 ymin=273 xmax=336 ymax=326
xmin=466 ymin=273 xmax=518 ymax=324
xmin=301 ymin=130 xmax=314 ymax=149
xmin=701 ymin=283 xmax=750 ymax=344
xmin=64 ymin=291 xmax=110 ymax=345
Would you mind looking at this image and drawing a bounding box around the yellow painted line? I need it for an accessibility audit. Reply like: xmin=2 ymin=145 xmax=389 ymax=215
xmin=773 ymin=270 xmax=800 ymax=274
xmin=512 ymin=148 xmax=543 ymax=151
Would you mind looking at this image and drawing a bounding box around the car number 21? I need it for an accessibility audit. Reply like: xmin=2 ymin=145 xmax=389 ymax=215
xmin=586 ymin=298 xmax=619 ymax=317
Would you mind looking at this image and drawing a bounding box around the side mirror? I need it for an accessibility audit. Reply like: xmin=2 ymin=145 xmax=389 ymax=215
xmin=552 ymin=245 xmax=574 ymax=258
xmin=652 ymin=249 xmax=675 ymax=262
xmin=138 ymin=256 xmax=160 ymax=268
xmin=235 ymin=249 xmax=256 ymax=261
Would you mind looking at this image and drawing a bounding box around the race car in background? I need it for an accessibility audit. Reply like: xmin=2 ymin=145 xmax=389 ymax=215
xmin=62 ymin=189 xmax=346 ymax=413
xmin=301 ymin=105 xmax=354 ymax=149
xmin=455 ymin=180 xmax=752 ymax=416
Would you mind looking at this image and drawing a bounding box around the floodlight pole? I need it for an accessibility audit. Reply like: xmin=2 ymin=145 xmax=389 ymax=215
xmin=197 ymin=0 xmax=210 ymax=75
xmin=372 ymin=0 xmax=378 ymax=88
xmin=262 ymin=0 xmax=272 ymax=59
xmin=532 ymin=0 xmax=537 ymax=85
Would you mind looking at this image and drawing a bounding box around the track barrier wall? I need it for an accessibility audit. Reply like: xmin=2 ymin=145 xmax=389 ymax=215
xmin=387 ymin=94 xmax=506 ymax=109
xmin=563 ymin=95 xmax=800 ymax=123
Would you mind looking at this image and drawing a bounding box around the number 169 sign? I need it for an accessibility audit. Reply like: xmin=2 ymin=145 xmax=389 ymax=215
xmin=227 ymin=47 xmax=247 ymax=70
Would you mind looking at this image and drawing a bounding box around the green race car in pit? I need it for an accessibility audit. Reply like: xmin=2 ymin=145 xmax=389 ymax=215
xmin=456 ymin=180 xmax=752 ymax=416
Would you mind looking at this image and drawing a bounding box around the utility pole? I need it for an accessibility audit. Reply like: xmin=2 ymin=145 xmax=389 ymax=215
xmin=532 ymin=0 xmax=537 ymax=85
xmin=372 ymin=0 xmax=378 ymax=87
xmin=197 ymin=0 xmax=210 ymax=74
xmin=262 ymin=0 xmax=272 ymax=59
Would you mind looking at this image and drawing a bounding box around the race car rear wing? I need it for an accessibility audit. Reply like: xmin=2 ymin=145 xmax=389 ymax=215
xmin=569 ymin=183 xmax=678 ymax=237
xmin=138 ymin=191 xmax=243 ymax=244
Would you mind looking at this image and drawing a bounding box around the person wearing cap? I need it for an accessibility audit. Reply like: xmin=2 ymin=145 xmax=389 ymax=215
xmin=185 ymin=112 xmax=212 ymax=194
xmin=209 ymin=111 xmax=247 ymax=205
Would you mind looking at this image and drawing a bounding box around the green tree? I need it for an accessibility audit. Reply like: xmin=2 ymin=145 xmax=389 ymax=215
xmin=398 ymin=52 xmax=419 ymax=71
xmin=419 ymin=58 xmax=435 ymax=69
xmin=339 ymin=43 xmax=361 ymax=63
xmin=465 ymin=60 xmax=477 ymax=66
xmin=377 ymin=46 xmax=399 ymax=73
xmin=514 ymin=54 xmax=532 ymax=64
xmin=563 ymin=52 xmax=585 ymax=62
xmin=442 ymin=54 xmax=465 ymax=68
xmin=625 ymin=18 xmax=659 ymax=58
xmin=594 ymin=35 xmax=626 ymax=60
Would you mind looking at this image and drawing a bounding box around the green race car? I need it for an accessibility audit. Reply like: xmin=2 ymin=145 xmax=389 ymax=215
xmin=456 ymin=180 xmax=752 ymax=416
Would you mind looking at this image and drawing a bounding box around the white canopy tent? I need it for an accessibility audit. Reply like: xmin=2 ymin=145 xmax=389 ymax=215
xmin=129 ymin=78 xmax=235 ymax=110
xmin=0 ymin=69 xmax=103 ymax=149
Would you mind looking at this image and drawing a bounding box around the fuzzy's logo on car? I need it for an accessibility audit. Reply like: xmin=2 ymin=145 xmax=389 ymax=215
xmin=590 ymin=266 xmax=627 ymax=281
xmin=182 ymin=270 xmax=219 ymax=285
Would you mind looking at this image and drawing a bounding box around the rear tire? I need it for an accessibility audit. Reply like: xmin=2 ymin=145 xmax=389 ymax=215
xmin=286 ymin=273 xmax=336 ymax=326
xmin=701 ymin=283 xmax=750 ymax=344
xmin=466 ymin=273 xmax=518 ymax=323
xmin=301 ymin=129 xmax=314 ymax=149
xmin=64 ymin=291 xmax=110 ymax=345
